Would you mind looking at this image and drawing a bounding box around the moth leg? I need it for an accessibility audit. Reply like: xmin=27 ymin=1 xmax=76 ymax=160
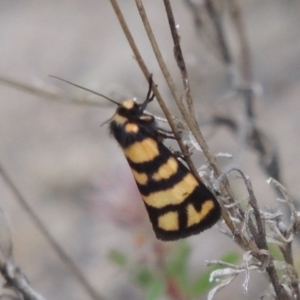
xmin=167 ymin=141 xmax=193 ymax=158
xmin=157 ymin=127 xmax=182 ymax=140
xmin=171 ymin=148 xmax=193 ymax=159
xmin=140 ymin=74 xmax=158 ymax=111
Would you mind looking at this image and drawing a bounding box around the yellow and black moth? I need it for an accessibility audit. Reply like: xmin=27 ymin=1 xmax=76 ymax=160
xmin=50 ymin=76 xmax=221 ymax=241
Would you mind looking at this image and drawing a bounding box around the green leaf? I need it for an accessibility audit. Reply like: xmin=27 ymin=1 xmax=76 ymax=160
xmin=166 ymin=241 xmax=191 ymax=290
xmin=108 ymin=249 xmax=128 ymax=266
xmin=136 ymin=267 xmax=156 ymax=288
xmin=268 ymin=243 xmax=285 ymax=277
xmin=189 ymin=251 xmax=240 ymax=297
xmin=268 ymin=243 xmax=284 ymax=261
xmin=221 ymin=251 xmax=240 ymax=264
xmin=145 ymin=278 xmax=165 ymax=300
xmin=135 ymin=267 xmax=165 ymax=300
xmin=166 ymin=241 xmax=190 ymax=275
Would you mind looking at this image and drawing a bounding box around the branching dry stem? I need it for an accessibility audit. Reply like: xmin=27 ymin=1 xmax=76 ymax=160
xmin=135 ymin=0 xmax=219 ymax=175
xmin=186 ymin=9 xmax=297 ymax=294
xmin=1 ymin=261 xmax=47 ymax=300
xmin=0 ymin=162 xmax=104 ymax=300
xmin=162 ymin=0 xmax=195 ymax=120
xmin=110 ymin=0 xmax=200 ymax=180
xmin=204 ymin=0 xmax=232 ymax=66
xmin=132 ymin=0 xmax=260 ymax=255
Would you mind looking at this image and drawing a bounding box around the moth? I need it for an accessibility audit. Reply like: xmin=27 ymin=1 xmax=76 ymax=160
xmin=51 ymin=75 xmax=221 ymax=241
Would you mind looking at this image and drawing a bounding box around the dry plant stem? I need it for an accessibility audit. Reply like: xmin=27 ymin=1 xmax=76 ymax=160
xmin=230 ymin=0 xmax=285 ymax=192
xmin=134 ymin=0 xmax=220 ymax=178
xmin=166 ymin=278 xmax=186 ymax=300
xmin=212 ymin=114 xmax=282 ymax=194
xmin=204 ymin=0 xmax=279 ymax=183
xmin=162 ymin=0 xmax=196 ymax=120
xmin=265 ymin=258 xmax=287 ymax=300
xmin=230 ymin=0 xmax=257 ymax=153
xmin=200 ymin=0 xmax=283 ymax=189
xmin=230 ymin=0 xmax=255 ymax=126
xmin=0 ymin=75 xmax=104 ymax=107
xmin=281 ymin=243 xmax=294 ymax=267
xmin=231 ymin=169 xmax=267 ymax=249
xmin=224 ymin=169 xmax=287 ymax=299
xmin=185 ymin=0 xmax=233 ymax=81
xmin=116 ymin=0 xmax=233 ymax=214
xmin=184 ymin=0 xmax=219 ymax=62
xmin=269 ymin=178 xmax=296 ymax=227
xmin=184 ymin=1 xmax=204 ymax=36
xmin=110 ymin=2 xmax=245 ymax=252
xmin=285 ymin=253 xmax=300 ymax=300
xmin=204 ymin=0 xmax=232 ymax=65
xmin=0 ymin=162 xmax=104 ymax=300
xmin=109 ymin=0 xmax=201 ymax=179
xmin=203 ymin=0 xmax=253 ymax=119
xmin=0 ymin=75 xmax=61 ymax=101
xmin=216 ymin=172 xmax=258 ymax=251
xmin=248 ymin=207 xmax=288 ymax=298
xmin=229 ymin=0 xmax=253 ymax=85
xmin=186 ymin=0 xmax=279 ymax=187
xmin=244 ymin=183 xmax=288 ymax=299
xmin=222 ymin=210 xmax=253 ymax=252
xmin=270 ymin=180 xmax=300 ymax=299
xmin=112 ymin=0 xmax=263 ymax=257
xmin=133 ymin=0 xmax=257 ymax=251
xmin=2 ymin=261 xmax=47 ymax=300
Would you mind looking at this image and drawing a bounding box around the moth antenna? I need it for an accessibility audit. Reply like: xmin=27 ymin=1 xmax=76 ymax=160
xmin=100 ymin=115 xmax=115 ymax=127
xmin=49 ymin=75 xmax=120 ymax=106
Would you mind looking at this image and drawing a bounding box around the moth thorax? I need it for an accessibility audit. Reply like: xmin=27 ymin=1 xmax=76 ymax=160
xmin=121 ymin=99 xmax=136 ymax=110
xmin=112 ymin=113 xmax=128 ymax=126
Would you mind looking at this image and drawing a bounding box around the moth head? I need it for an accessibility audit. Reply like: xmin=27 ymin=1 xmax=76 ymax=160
xmin=117 ymin=99 xmax=141 ymax=118
xmin=49 ymin=75 xmax=155 ymax=125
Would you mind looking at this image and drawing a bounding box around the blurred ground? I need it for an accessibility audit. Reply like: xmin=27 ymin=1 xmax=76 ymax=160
xmin=0 ymin=0 xmax=300 ymax=299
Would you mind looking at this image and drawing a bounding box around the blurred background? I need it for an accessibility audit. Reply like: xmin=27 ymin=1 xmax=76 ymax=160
xmin=0 ymin=0 xmax=300 ymax=299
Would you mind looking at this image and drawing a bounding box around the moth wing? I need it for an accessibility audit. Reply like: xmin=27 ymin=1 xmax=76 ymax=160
xmin=126 ymin=140 xmax=220 ymax=241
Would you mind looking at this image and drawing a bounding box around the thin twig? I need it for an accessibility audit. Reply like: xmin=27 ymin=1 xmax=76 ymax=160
xmin=134 ymin=0 xmax=224 ymax=179
xmin=163 ymin=0 xmax=196 ymax=120
xmin=185 ymin=0 xmax=235 ymax=84
xmin=0 ymin=207 xmax=46 ymax=300
xmin=229 ymin=0 xmax=284 ymax=190
xmin=268 ymin=179 xmax=300 ymax=299
xmin=109 ymin=0 xmax=201 ymax=179
xmin=134 ymin=0 xmax=259 ymax=253
xmin=0 ymin=162 xmax=104 ymax=300
xmin=269 ymin=179 xmax=297 ymax=235
xmin=204 ymin=0 xmax=232 ymax=66
xmin=215 ymin=168 xmax=287 ymax=299
xmin=212 ymin=113 xmax=284 ymax=199
xmin=229 ymin=0 xmax=253 ymax=88
xmin=110 ymin=0 xmax=254 ymax=253
xmin=230 ymin=169 xmax=268 ymax=249
xmin=2 ymin=261 xmax=47 ymax=300
xmin=230 ymin=170 xmax=288 ymax=299
xmin=214 ymin=171 xmax=259 ymax=252
xmin=197 ymin=0 xmax=284 ymax=192
xmin=198 ymin=0 xmax=284 ymax=197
